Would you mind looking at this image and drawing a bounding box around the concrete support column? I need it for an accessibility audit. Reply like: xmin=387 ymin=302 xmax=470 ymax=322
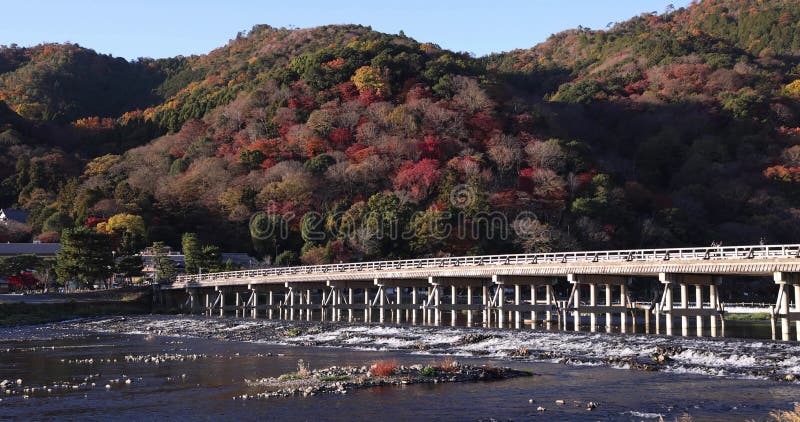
xmin=268 ymin=291 xmax=274 ymax=319
xmin=695 ymin=285 xmax=704 ymax=337
xmin=497 ymin=284 xmax=505 ymax=328
xmin=545 ymin=285 xmax=553 ymax=323
xmin=664 ymin=282 xmax=673 ymax=336
xmin=307 ymin=289 xmax=313 ymax=321
xmin=396 ymin=287 xmax=403 ymax=323
xmin=235 ymin=292 xmax=241 ymax=317
xmin=332 ymin=287 xmax=340 ymax=321
xmin=288 ymin=288 xmax=295 ymax=320
xmin=219 ymin=290 xmax=225 ymax=317
xmin=605 ymin=284 xmax=612 ymax=331
xmin=297 ymin=289 xmax=305 ymax=319
xmin=709 ymin=284 xmax=718 ymax=337
xmin=514 ymin=284 xmax=521 ymax=329
xmin=482 ymin=285 xmax=489 ymax=326
xmin=252 ymin=289 xmax=258 ymax=318
xmin=589 ymin=283 xmax=597 ymax=332
xmin=620 ymin=284 xmax=628 ymax=334
xmin=348 ymin=288 xmax=354 ymax=322
xmin=530 ymin=285 xmax=537 ymax=326
xmin=411 ymin=287 xmax=418 ymax=324
xmin=205 ymin=293 xmax=210 ymax=316
xmin=779 ymin=282 xmax=790 ymax=342
xmin=654 ymin=302 xmax=660 ymax=335
xmin=573 ymin=285 xmax=580 ymax=331
xmin=378 ymin=286 xmax=385 ymax=323
xmin=364 ymin=288 xmax=370 ymax=323
xmin=680 ymin=283 xmax=688 ymax=336
xmin=451 ymin=285 xmax=458 ymax=326
xmin=466 ymin=285 xmax=474 ymax=326
xmin=435 ymin=284 xmax=442 ymax=325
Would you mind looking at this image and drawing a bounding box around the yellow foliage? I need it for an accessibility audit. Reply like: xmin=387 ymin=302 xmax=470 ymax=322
xmin=351 ymin=66 xmax=390 ymax=95
xmin=784 ymin=79 xmax=800 ymax=99
xmin=15 ymin=102 xmax=46 ymax=120
xmin=83 ymin=154 xmax=122 ymax=177
xmin=104 ymin=213 xmax=146 ymax=237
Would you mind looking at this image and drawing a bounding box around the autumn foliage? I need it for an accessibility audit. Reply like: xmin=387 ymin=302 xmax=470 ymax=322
xmin=3 ymin=0 xmax=800 ymax=262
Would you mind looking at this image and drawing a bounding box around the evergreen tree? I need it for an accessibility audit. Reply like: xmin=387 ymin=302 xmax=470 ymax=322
xmin=55 ymin=227 xmax=114 ymax=289
xmin=150 ymin=241 xmax=177 ymax=282
xmin=116 ymin=255 xmax=143 ymax=284
xmin=181 ymin=232 xmax=202 ymax=274
xmin=198 ymin=245 xmax=222 ymax=273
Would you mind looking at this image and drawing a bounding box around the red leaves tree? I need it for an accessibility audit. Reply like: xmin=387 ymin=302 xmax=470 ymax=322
xmin=393 ymin=159 xmax=441 ymax=202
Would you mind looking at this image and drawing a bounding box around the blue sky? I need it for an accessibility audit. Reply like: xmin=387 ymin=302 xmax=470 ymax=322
xmin=1 ymin=1 xmax=691 ymax=60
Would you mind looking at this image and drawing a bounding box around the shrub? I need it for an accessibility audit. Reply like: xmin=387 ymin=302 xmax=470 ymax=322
xmin=437 ymin=356 xmax=459 ymax=373
xmin=770 ymin=403 xmax=800 ymax=421
xmin=296 ymin=359 xmax=310 ymax=378
xmin=421 ymin=366 xmax=437 ymax=377
xmin=369 ymin=359 xmax=397 ymax=377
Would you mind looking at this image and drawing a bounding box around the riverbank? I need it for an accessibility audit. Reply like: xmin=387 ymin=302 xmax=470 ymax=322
xmin=0 ymin=287 xmax=151 ymax=327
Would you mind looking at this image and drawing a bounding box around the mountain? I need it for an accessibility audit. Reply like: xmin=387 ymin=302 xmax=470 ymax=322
xmin=0 ymin=43 xmax=178 ymax=122
xmin=2 ymin=0 xmax=800 ymax=262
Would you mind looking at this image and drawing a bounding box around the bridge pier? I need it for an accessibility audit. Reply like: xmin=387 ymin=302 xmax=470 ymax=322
xmin=567 ymin=275 xmax=631 ymax=333
xmin=493 ymin=275 xmax=559 ymax=328
xmin=774 ymin=272 xmax=800 ymax=341
xmin=326 ymin=280 xmax=376 ymax=323
xmin=659 ymin=273 xmax=723 ymax=337
xmin=243 ymin=285 xmax=284 ymax=320
xmin=183 ymin=289 xmax=198 ymax=314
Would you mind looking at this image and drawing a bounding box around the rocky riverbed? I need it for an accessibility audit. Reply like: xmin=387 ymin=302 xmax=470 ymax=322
xmin=57 ymin=315 xmax=800 ymax=382
xmin=240 ymin=358 xmax=533 ymax=399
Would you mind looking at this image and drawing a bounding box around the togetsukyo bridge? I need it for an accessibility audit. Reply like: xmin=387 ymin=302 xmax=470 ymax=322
xmin=158 ymin=244 xmax=800 ymax=341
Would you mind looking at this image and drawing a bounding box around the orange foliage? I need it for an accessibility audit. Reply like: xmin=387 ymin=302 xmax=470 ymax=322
xmin=322 ymin=57 xmax=345 ymax=70
xmin=369 ymin=360 xmax=397 ymax=377
xmin=764 ymin=165 xmax=800 ymax=183
xmin=72 ymin=116 xmax=116 ymax=130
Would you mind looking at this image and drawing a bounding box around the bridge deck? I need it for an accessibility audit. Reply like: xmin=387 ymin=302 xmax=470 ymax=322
xmin=165 ymin=244 xmax=800 ymax=290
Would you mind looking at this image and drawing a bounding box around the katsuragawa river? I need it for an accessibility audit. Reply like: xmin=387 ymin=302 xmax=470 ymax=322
xmin=1 ymin=315 xmax=799 ymax=421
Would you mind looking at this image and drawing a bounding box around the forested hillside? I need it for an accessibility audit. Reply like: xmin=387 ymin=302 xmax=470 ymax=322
xmin=2 ymin=0 xmax=800 ymax=266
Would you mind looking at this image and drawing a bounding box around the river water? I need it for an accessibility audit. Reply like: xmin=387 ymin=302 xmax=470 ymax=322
xmin=1 ymin=316 xmax=798 ymax=421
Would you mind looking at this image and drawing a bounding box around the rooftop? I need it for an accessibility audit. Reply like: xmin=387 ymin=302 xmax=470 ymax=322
xmin=0 ymin=243 xmax=61 ymax=256
xmin=0 ymin=209 xmax=30 ymax=224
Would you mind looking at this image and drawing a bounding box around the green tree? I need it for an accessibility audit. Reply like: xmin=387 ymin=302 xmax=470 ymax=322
xmin=0 ymin=254 xmax=43 ymax=278
xmin=56 ymin=227 xmax=114 ymax=289
xmin=116 ymin=255 xmax=143 ymax=285
xmin=198 ymin=245 xmax=222 ymax=273
xmin=150 ymin=241 xmax=177 ymax=282
xmin=181 ymin=232 xmax=202 ymax=274
xmin=275 ymin=250 xmax=298 ymax=266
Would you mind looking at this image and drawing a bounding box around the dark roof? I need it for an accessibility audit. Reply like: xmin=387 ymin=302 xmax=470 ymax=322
xmin=0 ymin=209 xmax=30 ymax=223
xmin=0 ymin=243 xmax=61 ymax=256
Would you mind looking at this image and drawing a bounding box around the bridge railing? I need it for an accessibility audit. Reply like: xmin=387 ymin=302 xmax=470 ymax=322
xmin=172 ymin=244 xmax=800 ymax=285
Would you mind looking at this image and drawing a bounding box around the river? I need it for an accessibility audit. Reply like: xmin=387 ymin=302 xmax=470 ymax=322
xmin=1 ymin=315 xmax=798 ymax=421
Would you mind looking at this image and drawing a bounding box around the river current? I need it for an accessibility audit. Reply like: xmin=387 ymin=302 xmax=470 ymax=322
xmin=1 ymin=315 xmax=798 ymax=421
